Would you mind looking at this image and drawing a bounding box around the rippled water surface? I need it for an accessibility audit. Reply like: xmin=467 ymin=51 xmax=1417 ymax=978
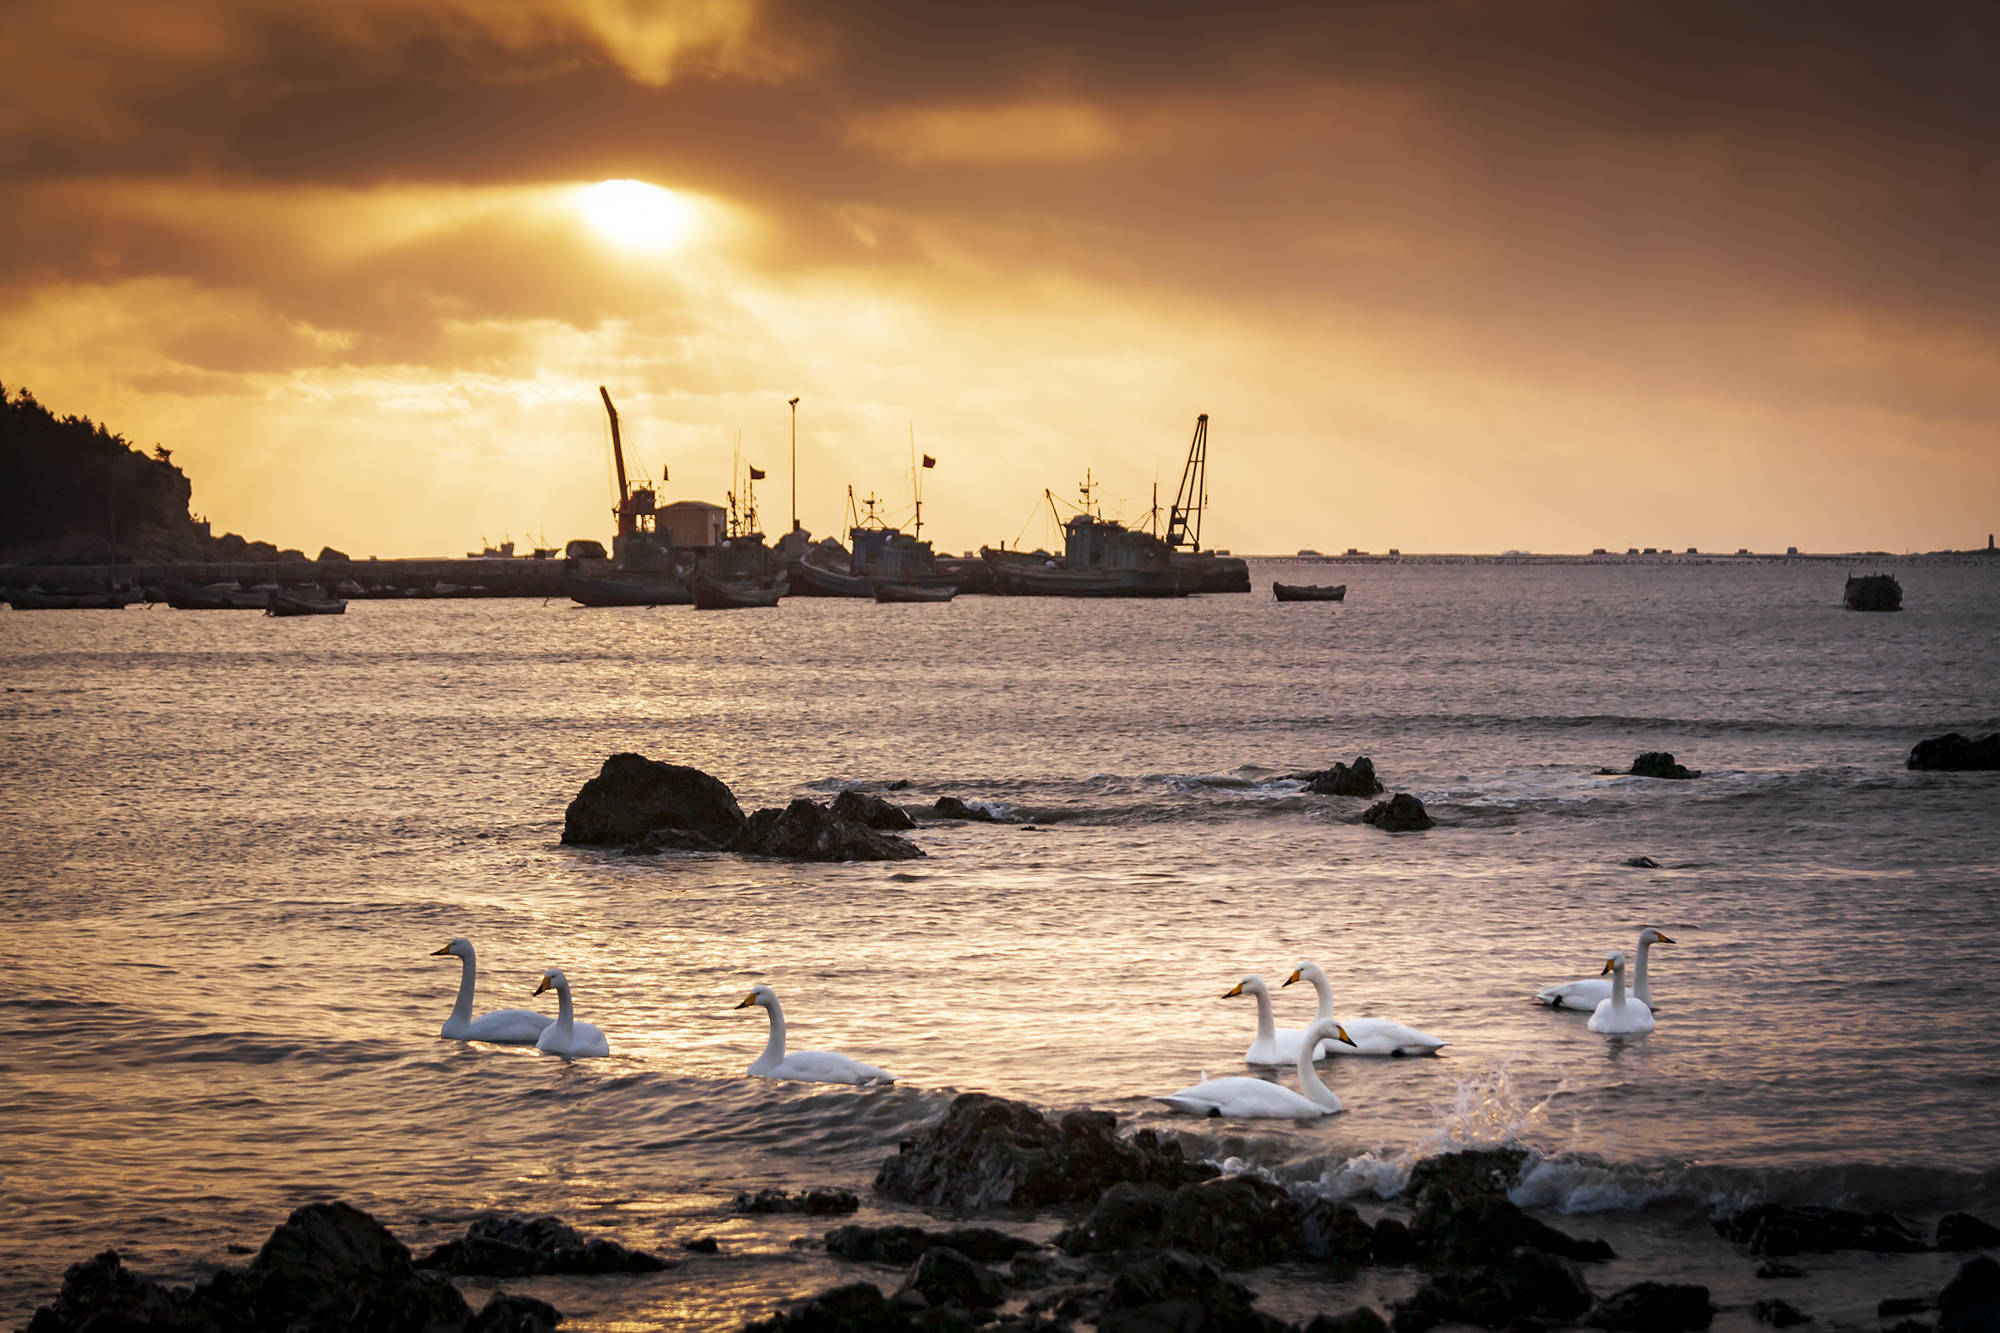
xmin=4 ymin=559 xmax=1998 ymax=1328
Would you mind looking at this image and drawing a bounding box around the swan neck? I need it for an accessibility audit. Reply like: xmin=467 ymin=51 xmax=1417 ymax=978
xmin=1296 ymin=1028 xmax=1340 ymax=1108
xmin=451 ymin=954 xmax=476 ymax=1024
xmin=1309 ymin=972 xmax=1336 ymax=1025
xmin=1253 ymin=988 xmax=1275 ymax=1044
xmin=555 ymin=983 xmax=574 ymax=1038
xmin=756 ymin=998 xmax=787 ymax=1069
xmin=1632 ymin=937 xmax=1652 ymax=1001
xmin=1610 ymin=965 xmax=1627 ymax=1013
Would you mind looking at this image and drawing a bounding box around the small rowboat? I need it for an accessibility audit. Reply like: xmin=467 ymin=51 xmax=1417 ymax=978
xmin=690 ymin=571 xmax=784 ymax=609
xmin=874 ymin=582 xmax=955 ymax=603
xmin=267 ymin=590 xmax=347 ymax=616
xmin=1272 ymin=582 xmax=1346 ymax=602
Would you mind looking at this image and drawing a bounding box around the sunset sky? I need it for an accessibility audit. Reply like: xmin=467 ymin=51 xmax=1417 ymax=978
xmin=3 ymin=1 xmax=1996 ymax=557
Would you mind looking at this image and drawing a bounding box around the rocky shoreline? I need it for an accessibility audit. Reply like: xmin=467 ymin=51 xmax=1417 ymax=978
xmin=22 ymin=1093 xmax=2000 ymax=1333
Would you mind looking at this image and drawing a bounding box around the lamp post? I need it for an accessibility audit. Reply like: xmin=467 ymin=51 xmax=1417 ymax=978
xmin=788 ymin=396 xmax=801 ymax=532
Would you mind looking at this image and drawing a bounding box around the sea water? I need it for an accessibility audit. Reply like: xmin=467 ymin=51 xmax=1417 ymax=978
xmin=3 ymin=558 xmax=1997 ymax=1329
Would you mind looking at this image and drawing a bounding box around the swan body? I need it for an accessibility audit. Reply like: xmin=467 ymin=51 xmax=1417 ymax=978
xmin=1226 ymin=974 xmax=1322 ymax=1065
xmin=1158 ymin=1018 xmax=1356 ymax=1118
xmin=532 ymin=969 xmax=610 ymax=1058
xmin=1284 ymin=961 xmax=1447 ymax=1056
xmin=1538 ymin=928 xmax=1674 ymax=1009
xmin=1587 ymin=952 xmax=1655 ymax=1035
xmin=734 ymin=985 xmax=893 ymax=1085
xmin=432 ymin=938 xmax=553 ymax=1044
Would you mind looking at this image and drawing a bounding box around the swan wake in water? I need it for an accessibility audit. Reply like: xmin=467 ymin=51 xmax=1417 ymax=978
xmin=1157 ymin=1018 xmax=1357 ymax=1118
xmin=532 ymin=969 xmax=610 ymax=1058
xmin=432 ymin=938 xmax=552 ymax=1044
xmin=734 ymin=984 xmax=894 ymax=1085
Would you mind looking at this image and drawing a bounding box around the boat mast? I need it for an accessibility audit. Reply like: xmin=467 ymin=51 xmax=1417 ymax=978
xmin=1167 ymin=413 xmax=1208 ymax=552
xmin=910 ymin=423 xmax=922 ymax=541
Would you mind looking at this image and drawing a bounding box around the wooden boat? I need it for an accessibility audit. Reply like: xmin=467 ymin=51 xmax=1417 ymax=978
xmin=1272 ymin=582 xmax=1346 ymax=602
xmin=560 ymin=568 xmax=692 ymax=607
xmin=162 ymin=582 xmax=270 ymax=610
xmin=874 ymin=582 xmax=955 ymax=603
xmin=5 ymin=588 xmax=139 ymax=610
xmin=266 ymin=590 xmax=347 ymax=616
xmin=690 ymin=570 xmax=784 ymax=609
xmin=1843 ymin=573 xmax=1902 ymax=612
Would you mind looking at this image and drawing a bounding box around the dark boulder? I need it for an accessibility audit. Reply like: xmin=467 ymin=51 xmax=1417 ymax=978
xmin=1753 ymin=1297 xmax=1811 ymax=1326
xmin=1301 ymin=1200 xmax=1378 ymax=1265
xmin=1097 ymin=1249 xmax=1279 ymax=1333
xmin=1369 ymin=1218 xmax=1417 ymax=1264
xmin=899 ymin=1246 xmax=1004 ymax=1311
xmin=830 ymin=790 xmax=918 ymax=830
xmin=1624 ymin=856 xmax=1662 ymax=868
xmin=1940 ymin=1214 xmax=2000 ymax=1251
xmin=874 ymin=1093 xmax=1216 ymax=1210
xmin=743 ymin=1280 xmax=954 ymax=1332
xmin=928 ymin=795 xmax=1011 ymax=823
xmin=562 ymin=753 xmax=746 ymax=849
xmin=1404 ymin=1147 xmax=1527 ymax=1200
xmin=1885 ymin=1298 xmax=1936 ymax=1316
xmin=681 ymin=1236 xmax=721 ymax=1253
xmin=1160 ymin=1175 xmax=1307 ymax=1267
xmin=733 ymin=1187 xmax=860 ymax=1216
xmin=826 ymin=1224 xmax=1037 ymax=1265
xmin=1626 ymin=752 xmax=1701 ymax=780
xmin=24 ymin=1250 xmax=183 ymax=1332
xmin=1306 ymin=1309 xmax=1391 ymax=1333
xmin=1715 ymin=1204 xmax=1928 ymax=1256
xmin=1394 ymin=1249 xmax=1595 ymax=1331
xmin=469 ymin=1292 xmax=563 ymax=1333
xmin=417 ymin=1212 xmax=671 ymax=1276
xmin=1362 ymin=793 xmax=1434 ymax=831
xmin=1940 ymin=1256 xmax=2000 ymax=1333
xmin=1908 ymin=734 xmax=2000 ymax=772
xmin=1058 ymin=1183 xmax=1176 ymax=1255
xmin=1411 ymin=1186 xmax=1614 ymax=1264
xmin=1845 ymin=573 xmax=1904 ymax=612
xmin=1295 ymin=757 xmax=1385 ymax=797
xmin=1755 ymin=1261 xmax=1805 ymax=1279
xmin=735 ymin=798 xmax=926 ymax=862
xmin=1589 ymin=1282 xmax=1716 ymax=1331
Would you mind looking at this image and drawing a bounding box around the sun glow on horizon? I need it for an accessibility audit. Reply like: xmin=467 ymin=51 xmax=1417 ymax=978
xmin=576 ymin=179 xmax=696 ymax=250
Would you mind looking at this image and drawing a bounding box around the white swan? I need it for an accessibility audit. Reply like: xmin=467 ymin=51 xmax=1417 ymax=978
xmin=1283 ymin=961 xmax=1448 ymax=1056
xmin=532 ymin=969 xmax=611 ymax=1058
xmin=1226 ymin=974 xmax=1322 ymax=1066
xmin=1157 ymin=1018 xmax=1357 ymax=1118
xmin=1537 ymin=928 xmax=1674 ymax=1010
xmin=734 ymin=984 xmax=894 ymax=1085
xmin=1587 ymin=951 xmax=1655 ymax=1035
xmin=432 ymin=938 xmax=552 ymax=1044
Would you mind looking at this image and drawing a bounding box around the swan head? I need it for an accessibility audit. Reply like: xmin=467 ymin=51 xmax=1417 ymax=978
xmin=534 ymin=968 xmax=569 ymax=996
xmin=1639 ymin=928 xmax=1675 ymax=945
xmin=733 ymin=984 xmax=777 ymax=1010
xmin=1600 ymin=951 xmax=1626 ymax=977
xmin=1306 ymin=1017 xmax=1358 ymax=1048
xmin=1222 ymin=975 xmax=1268 ymax=1000
xmin=1281 ymin=961 xmax=1326 ymax=989
xmin=432 ymin=937 xmax=472 ymax=959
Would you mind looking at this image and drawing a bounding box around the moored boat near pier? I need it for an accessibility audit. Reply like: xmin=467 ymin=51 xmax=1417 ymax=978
xmin=873 ymin=581 xmax=955 ymax=603
xmin=266 ymin=589 xmax=347 ymax=616
xmin=1273 ymin=581 xmax=1346 ymax=601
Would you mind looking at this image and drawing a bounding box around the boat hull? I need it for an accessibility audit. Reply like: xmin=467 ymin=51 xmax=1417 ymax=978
xmin=690 ymin=572 xmax=784 ymax=609
xmin=561 ymin=569 xmax=692 ymax=607
xmin=1273 ymin=582 xmax=1346 ymax=602
xmin=874 ymin=582 xmax=956 ymax=603
xmin=987 ymin=558 xmax=1191 ymax=598
xmin=5 ymin=589 xmax=139 ymax=610
xmin=161 ymin=584 xmax=269 ymax=610
xmin=266 ymin=592 xmax=347 ymax=616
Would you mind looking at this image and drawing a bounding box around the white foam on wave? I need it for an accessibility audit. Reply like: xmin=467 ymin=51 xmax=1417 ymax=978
xmin=1311 ymin=1061 xmax=1566 ymax=1202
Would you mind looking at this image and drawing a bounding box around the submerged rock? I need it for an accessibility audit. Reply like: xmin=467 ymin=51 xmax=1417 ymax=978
xmin=1411 ymin=1187 xmax=1614 ymax=1264
xmin=1395 ymin=1250 xmax=1595 ymax=1332
xmin=563 ymin=752 xmax=747 ymax=848
xmin=1939 ymin=1213 xmax=2000 ymax=1250
xmin=1624 ymin=855 xmax=1662 ymax=868
xmin=418 ymin=1211 xmax=671 ymax=1275
xmin=1753 ymin=1297 xmax=1811 ymax=1326
xmin=927 ymin=795 xmax=1013 ymax=823
xmin=830 ymin=790 xmax=918 ymax=830
xmin=1590 ymin=1281 xmax=1716 ymax=1330
xmin=1362 ymin=793 xmax=1435 ymax=831
xmin=1908 ymin=733 xmax=2000 ymax=772
xmin=874 ymin=1092 xmax=1216 ymax=1210
xmin=1715 ymin=1203 xmax=1928 ymax=1256
xmin=1405 ymin=1147 xmax=1528 ymax=1200
xmin=825 ymin=1223 xmax=1036 ymax=1265
xmin=1623 ymin=752 xmax=1702 ymax=780
xmin=734 ymin=798 xmax=926 ymax=862
xmin=1295 ymin=757 xmax=1385 ymax=797
xmin=733 ymin=1186 xmax=860 ymax=1216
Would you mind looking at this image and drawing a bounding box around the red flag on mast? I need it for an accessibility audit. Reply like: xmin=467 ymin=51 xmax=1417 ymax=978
xmin=921 ymin=454 xmax=936 ymax=469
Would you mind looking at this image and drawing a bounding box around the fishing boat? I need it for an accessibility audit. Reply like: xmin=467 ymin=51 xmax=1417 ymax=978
xmin=874 ymin=582 xmax=955 ymax=603
xmin=984 ymin=512 xmax=1191 ymax=598
xmin=266 ymin=589 xmax=347 ymax=616
xmin=162 ymin=582 xmax=270 ymax=610
xmin=690 ymin=568 xmax=784 ymax=609
xmin=559 ymin=568 xmax=691 ymax=607
xmin=5 ymin=587 xmax=139 ymax=610
xmin=1843 ymin=573 xmax=1902 ymax=612
xmin=792 ymin=485 xmax=959 ymax=597
xmin=1273 ymin=582 xmax=1346 ymax=602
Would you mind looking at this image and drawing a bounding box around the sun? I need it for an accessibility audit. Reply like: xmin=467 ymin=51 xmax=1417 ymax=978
xmin=576 ymin=179 xmax=695 ymax=250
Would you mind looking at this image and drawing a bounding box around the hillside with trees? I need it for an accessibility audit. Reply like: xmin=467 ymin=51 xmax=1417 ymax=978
xmin=0 ymin=381 xmax=279 ymax=563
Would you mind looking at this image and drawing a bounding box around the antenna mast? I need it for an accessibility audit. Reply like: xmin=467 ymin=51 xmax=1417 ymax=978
xmin=1167 ymin=413 xmax=1208 ymax=552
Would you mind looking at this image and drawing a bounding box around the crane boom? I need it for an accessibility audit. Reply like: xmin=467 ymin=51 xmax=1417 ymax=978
xmin=599 ymin=386 xmax=630 ymax=528
xmin=1166 ymin=413 xmax=1208 ymax=551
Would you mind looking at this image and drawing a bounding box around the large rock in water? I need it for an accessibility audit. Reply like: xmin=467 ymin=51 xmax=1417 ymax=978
xmin=1059 ymin=1175 xmax=1307 ymax=1268
xmin=417 ymin=1211 xmax=671 ymax=1275
xmin=1395 ymin=1250 xmax=1595 ymax=1332
xmin=1714 ymin=1203 xmax=1928 ymax=1256
xmin=874 ymin=1092 xmax=1216 ymax=1210
xmin=735 ymin=798 xmax=926 ymax=861
xmin=562 ymin=753 xmax=747 ymax=848
xmin=1626 ymin=752 xmax=1701 ymax=779
xmin=1295 ymin=757 xmax=1385 ymax=796
xmin=1939 ymin=1256 xmax=2000 ymax=1333
xmin=1590 ymin=1282 xmax=1717 ymax=1331
xmin=1363 ymin=793 xmax=1435 ymax=831
xmin=830 ymin=790 xmax=918 ymax=830
xmin=1908 ymin=733 xmax=2000 ymax=771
